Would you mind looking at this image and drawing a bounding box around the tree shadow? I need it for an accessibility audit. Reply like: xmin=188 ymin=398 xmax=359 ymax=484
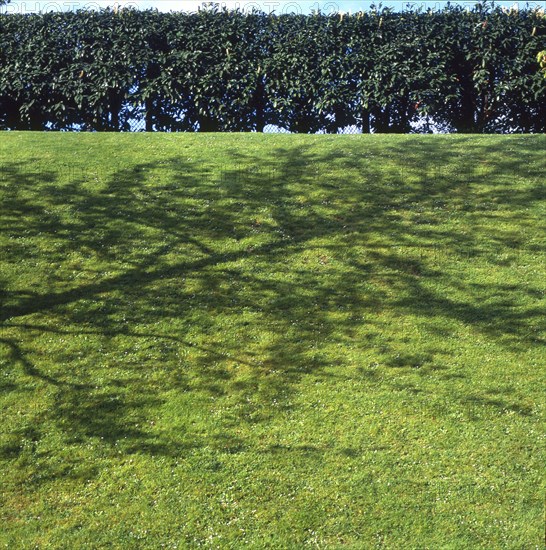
xmin=1 ymin=135 xmax=544 ymax=482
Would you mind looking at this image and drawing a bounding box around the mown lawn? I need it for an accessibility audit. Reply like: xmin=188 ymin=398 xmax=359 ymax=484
xmin=0 ymin=133 xmax=544 ymax=548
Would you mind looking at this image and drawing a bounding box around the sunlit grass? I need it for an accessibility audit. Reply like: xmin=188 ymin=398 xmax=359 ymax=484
xmin=0 ymin=132 xmax=544 ymax=548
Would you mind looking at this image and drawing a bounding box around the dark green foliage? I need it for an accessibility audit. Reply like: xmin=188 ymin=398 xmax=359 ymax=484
xmin=0 ymin=3 xmax=545 ymax=132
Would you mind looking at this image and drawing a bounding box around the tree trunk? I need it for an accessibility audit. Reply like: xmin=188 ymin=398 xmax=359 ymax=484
xmin=254 ymin=77 xmax=266 ymax=132
xmin=145 ymin=97 xmax=154 ymax=132
xmin=361 ymin=108 xmax=370 ymax=134
xmin=198 ymin=115 xmax=220 ymax=132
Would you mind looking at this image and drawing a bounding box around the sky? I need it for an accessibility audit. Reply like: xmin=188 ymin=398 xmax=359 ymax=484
xmin=2 ymin=0 xmax=545 ymax=14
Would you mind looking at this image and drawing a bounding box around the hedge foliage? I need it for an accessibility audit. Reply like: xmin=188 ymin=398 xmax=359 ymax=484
xmin=1 ymin=3 xmax=545 ymax=132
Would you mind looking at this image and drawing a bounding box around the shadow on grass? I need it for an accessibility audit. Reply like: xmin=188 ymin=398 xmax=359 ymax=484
xmin=0 ymin=135 xmax=544 ymax=475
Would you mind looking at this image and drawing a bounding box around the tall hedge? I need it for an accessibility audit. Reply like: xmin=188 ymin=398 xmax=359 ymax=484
xmin=1 ymin=3 xmax=545 ymax=132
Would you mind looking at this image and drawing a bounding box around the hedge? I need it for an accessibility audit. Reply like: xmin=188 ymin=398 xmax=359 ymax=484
xmin=1 ymin=2 xmax=545 ymax=132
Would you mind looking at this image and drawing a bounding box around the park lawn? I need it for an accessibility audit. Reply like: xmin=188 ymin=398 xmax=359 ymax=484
xmin=0 ymin=132 xmax=544 ymax=548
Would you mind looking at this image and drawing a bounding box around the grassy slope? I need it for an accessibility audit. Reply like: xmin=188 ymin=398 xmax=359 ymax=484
xmin=0 ymin=133 xmax=544 ymax=548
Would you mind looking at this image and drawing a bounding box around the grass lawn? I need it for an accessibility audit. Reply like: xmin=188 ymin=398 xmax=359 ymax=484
xmin=0 ymin=132 xmax=544 ymax=548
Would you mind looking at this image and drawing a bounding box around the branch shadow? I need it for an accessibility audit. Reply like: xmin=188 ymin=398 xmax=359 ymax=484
xmin=1 ymin=135 xmax=544 ymax=482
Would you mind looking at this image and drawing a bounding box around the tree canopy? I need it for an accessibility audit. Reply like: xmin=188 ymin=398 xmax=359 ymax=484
xmin=0 ymin=3 xmax=545 ymax=132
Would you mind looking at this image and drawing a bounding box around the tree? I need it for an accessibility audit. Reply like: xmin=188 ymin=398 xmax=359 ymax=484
xmin=1 ymin=6 xmax=545 ymax=132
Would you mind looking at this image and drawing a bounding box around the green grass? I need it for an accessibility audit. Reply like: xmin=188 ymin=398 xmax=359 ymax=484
xmin=0 ymin=132 xmax=544 ymax=548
